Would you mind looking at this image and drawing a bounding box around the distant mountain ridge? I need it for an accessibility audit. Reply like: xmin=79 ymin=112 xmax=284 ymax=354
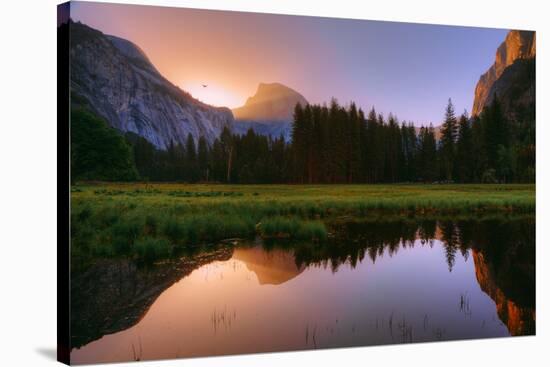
xmin=69 ymin=21 xmax=234 ymax=149
xmin=472 ymin=30 xmax=535 ymax=119
xmin=415 ymin=125 xmax=442 ymax=140
xmin=232 ymin=120 xmax=294 ymax=142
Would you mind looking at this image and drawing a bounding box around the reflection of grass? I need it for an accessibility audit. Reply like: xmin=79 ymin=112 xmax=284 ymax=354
xmin=135 ymin=237 xmax=171 ymax=263
xmin=131 ymin=337 xmax=143 ymax=362
xmin=260 ymin=217 xmax=327 ymax=241
xmin=71 ymin=183 xmax=535 ymax=264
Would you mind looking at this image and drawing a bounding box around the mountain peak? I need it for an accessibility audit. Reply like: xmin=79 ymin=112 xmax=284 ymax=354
xmin=69 ymin=21 xmax=233 ymax=149
xmin=255 ymin=82 xmax=298 ymax=96
xmin=233 ymin=82 xmax=308 ymax=122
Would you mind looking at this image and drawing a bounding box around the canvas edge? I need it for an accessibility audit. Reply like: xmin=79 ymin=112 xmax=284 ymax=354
xmin=57 ymin=1 xmax=71 ymax=365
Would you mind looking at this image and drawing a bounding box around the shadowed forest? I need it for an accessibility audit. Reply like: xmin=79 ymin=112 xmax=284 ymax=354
xmin=71 ymin=97 xmax=535 ymax=185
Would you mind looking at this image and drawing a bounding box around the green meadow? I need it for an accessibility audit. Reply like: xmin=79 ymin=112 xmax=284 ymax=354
xmin=71 ymin=183 xmax=535 ymax=265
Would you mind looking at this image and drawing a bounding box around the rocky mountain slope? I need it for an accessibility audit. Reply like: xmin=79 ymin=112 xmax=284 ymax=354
xmin=232 ymin=83 xmax=308 ymax=140
xmin=472 ymin=30 xmax=535 ymax=119
xmin=70 ymin=21 xmax=233 ymax=149
xmin=71 ymin=247 xmax=233 ymax=348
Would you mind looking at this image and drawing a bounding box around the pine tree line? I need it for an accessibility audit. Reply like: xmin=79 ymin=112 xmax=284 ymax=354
xmin=123 ymin=97 xmax=534 ymax=184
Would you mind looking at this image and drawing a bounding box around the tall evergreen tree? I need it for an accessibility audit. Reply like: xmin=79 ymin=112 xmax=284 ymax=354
xmin=364 ymin=108 xmax=379 ymax=183
xmin=482 ymin=96 xmax=511 ymax=182
xmin=347 ymin=103 xmax=362 ymax=183
xmin=401 ymin=122 xmax=417 ymax=182
xmin=71 ymin=109 xmax=138 ymax=181
xmin=418 ymin=125 xmax=437 ymax=182
xmin=219 ymin=126 xmax=234 ymax=183
xmin=456 ymin=111 xmax=474 ymax=182
xmin=384 ymin=114 xmax=401 ymax=182
xmin=197 ymin=136 xmax=209 ymax=182
xmin=291 ymin=102 xmax=307 ymax=183
xmin=319 ymin=104 xmax=331 ymax=182
xmin=209 ymin=139 xmax=225 ymax=182
xmin=470 ymin=115 xmax=487 ymax=182
xmin=440 ymin=98 xmax=458 ymax=181
xmin=185 ymin=133 xmax=198 ymax=182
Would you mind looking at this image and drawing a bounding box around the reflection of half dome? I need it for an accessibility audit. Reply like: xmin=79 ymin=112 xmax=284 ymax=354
xmin=233 ymin=247 xmax=305 ymax=285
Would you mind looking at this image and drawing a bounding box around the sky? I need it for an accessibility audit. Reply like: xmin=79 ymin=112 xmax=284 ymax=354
xmin=70 ymin=1 xmax=508 ymax=126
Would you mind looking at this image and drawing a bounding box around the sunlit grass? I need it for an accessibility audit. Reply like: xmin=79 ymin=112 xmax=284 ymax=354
xmin=259 ymin=217 xmax=327 ymax=241
xmin=70 ymin=183 xmax=535 ymax=264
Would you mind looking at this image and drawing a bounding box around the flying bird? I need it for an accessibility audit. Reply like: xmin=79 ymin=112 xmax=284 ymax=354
xmin=202 ymin=84 xmax=208 ymax=88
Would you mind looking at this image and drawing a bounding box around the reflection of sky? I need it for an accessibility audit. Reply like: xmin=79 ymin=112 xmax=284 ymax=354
xmin=72 ymin=240 xmax=508 ymax=363
xmin=70 ymin=2 xmax=507 ymax=124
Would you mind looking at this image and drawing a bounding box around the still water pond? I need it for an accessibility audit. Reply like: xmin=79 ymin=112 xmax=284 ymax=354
xmin=71 ymin=219 xmax=535 ymax=364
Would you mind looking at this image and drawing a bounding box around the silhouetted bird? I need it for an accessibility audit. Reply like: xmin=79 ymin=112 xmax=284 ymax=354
xmin=202 ymin=84 xmax=208 ymax=88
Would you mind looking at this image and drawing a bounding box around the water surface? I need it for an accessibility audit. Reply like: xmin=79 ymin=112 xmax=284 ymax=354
xmin=71 ymin=219 xmax=535 ymax=364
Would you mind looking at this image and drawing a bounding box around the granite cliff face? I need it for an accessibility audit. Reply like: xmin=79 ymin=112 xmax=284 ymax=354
xmin=70 ymin=21 xmax=233 ymax=149
xmin=472 ymin=30 xmax=535 ymax=118
xmin=232 ymin=83 xmax=308 ymax=141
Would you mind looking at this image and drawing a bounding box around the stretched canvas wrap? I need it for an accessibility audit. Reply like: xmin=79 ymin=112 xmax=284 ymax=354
xmin=58 ymin=1 xmax=536 ymax=365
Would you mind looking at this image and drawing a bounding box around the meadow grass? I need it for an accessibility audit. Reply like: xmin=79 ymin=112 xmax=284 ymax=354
xmin=70 ymin=183 xmax=535 ymax=264
xmin=259 ymin=217 xmax=327 ymax=241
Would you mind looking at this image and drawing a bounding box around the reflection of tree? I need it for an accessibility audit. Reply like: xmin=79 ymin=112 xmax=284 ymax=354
xmin=439 ymin=220 xmax=480 ymax=271
xmin=268 ymin=217 xmax=535 ymax=336
xmin=289 ymin=218 xmax=534 ymax=281
xmin=418 ymin=219 xmax=436 ymax=242
xmin=439 ymin=221 xmax=460 ymax=271
xmin=305 ymin=220 xmax=421 ymax=268
xmin=367 ymin=246 xmax=379 ymax=264
xmin=456 ymin=220 xmax=474 ymax=261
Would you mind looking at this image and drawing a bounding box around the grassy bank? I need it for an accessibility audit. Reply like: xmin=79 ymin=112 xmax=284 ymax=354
xmin=71 ymin=183 xmax=535 ymax=264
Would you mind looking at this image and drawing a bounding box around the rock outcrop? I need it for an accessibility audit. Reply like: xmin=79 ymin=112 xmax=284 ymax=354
xmin=69 ymin=21 xmax=234 ymax=149
xmin=233 ymin=82 xmax=308 ymax=122
xmin=232 ymin=83 xmax=308 ymax=141
xmin=472 ymin=30 xmax=535 ymax=118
